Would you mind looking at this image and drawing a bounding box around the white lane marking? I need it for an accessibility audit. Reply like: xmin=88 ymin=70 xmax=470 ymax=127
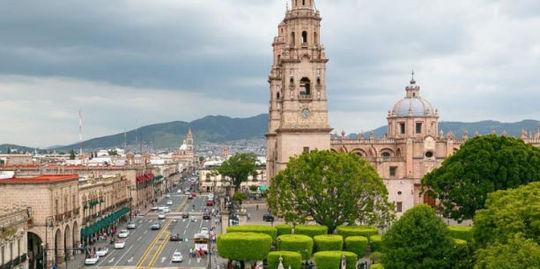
xmin=138 ymin=236 xmax=142 ymax=240
xmin=127 ymin=257 xmax=134 ymax=263
xmin=161 ymin=256 xmax=166 ymax=263
xmin=143 ymin=230 xmax=148 ymax=234
xmin=199 ymin=221 xmax=203 ymax=228
xmin=183 ymin=229 xmax=187 ymax=235
xmin=114 ymin=245 xmax=134 ymax=266
xmin=189 ymin=258 xmax=192 ymax=265
xmin=186 ymin=222 xmax=190 ymax=229
xmin=108 ymin=257 xmax=115 ymax=263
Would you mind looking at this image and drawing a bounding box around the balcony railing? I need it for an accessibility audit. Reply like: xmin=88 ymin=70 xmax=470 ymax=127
xmin=55 ymin=213 xmax=64 ymax=222
xmin=298 ymin=93 xmax=312 ymax=100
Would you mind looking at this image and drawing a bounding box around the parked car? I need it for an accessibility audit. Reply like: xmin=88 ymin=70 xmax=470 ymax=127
xmin=151 ymin=206 xmax=159 ymax=211
xmin=114 ymin=240 xmax=126 ymax=249
xmin=170 ymin=234 xmax=181 ymax=241
xmin=206 ymin=200 xmax=215 ymax=206
xmin=158 ymin=213 xmax=166 ymax=219
xmin=263 ymin=214 xmax=274 ymax=222
xmin=177 ymin=190 xmax=182 ymax=194
xmin=85 ymin=254 xmax=99 ymax=265
xmin=182 ymin=212 xmax=190 ymax=219
xmin=127 ymin=222 xmax=136 ymax=229
xmin=151 ymin=223 xmax=161 ymax=230
xmin=167 ymin=200 xmax=173 ymax=205
xmin=191 ymin=192 xmax=197 ymax=198
xmin=171 ymin=252 xmax=183 ymax=263
xmin=118 ymin=229 xmax=129 ymax=238
xmin=96 ymin=248 xmax=109 ymax=257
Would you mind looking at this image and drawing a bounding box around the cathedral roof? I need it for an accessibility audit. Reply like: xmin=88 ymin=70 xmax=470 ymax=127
xmin=390 ymin=76 xmax=437 ymax=117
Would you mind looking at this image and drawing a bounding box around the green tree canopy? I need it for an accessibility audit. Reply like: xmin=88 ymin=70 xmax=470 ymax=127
xmin=215 ymin=153 xmax=259 ymax=192
xmin=267 ymin=150 xmax=393 ymax=233
xmin=421 ymin=135 xmax=540 ymax=221
xmin=382 ymin=204 xmax=458 ymax=269
xmin=473 ymin=181 xmax=540 ymax=248
xmin=474 ymin=235 xmax=540 ymax=269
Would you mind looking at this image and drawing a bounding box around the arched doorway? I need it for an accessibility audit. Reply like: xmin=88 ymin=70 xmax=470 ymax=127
xmin=72 ymin=222 xmax=79 ymax=252
xmin=64 ymin=225 xmax=72 ymax=260
xmin=54 ymin=229 xmax=63 ymax=265
xmin=27 ymin=232 xmax=44 ymax=269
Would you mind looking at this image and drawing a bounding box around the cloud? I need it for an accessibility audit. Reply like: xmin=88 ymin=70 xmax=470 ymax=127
xmin=0 ymin=0 xmax=539 ymax=146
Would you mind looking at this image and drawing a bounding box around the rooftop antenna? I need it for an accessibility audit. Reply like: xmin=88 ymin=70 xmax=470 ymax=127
xmin=79 ymin=109 xmax=83 ymax=156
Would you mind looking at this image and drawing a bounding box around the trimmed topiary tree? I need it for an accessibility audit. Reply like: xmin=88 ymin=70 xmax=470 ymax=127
xmin=370 ymin=235 xmax=383 ymax=252
xmin=295 ymin=224 xmax=328 ymax=238
xmin=277 ymin=234 xmax=313 ymax=260
xmin=369 ymin=251 xmax=383 ymax=264
xmin=227 ymin=225 xmax=278 ymax=241
xmin=314 ymin=235 xmax=343 ymax=252
xmin=344 ymin=236 xmax=368 ymax=257
xmin=370 ymin=264 xmax=384 ymax=269
xmin=218 ymin=232 xmax=273 ymax=262
xmin=447 ymin=226 xmax=473 ymax=242
xmin=336 ymin=225 xmax=379 ymax=239
xmin=314 ymin=251 xmax=358 ymax=269
xmin=276 ymin=224 xmax=292 ymax=236
xmin=267 ymin=251 xmax=302 ymax=269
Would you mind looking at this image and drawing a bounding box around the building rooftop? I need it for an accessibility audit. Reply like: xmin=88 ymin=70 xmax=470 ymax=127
xmin=0 ymin=174 xmax=79 ymax=184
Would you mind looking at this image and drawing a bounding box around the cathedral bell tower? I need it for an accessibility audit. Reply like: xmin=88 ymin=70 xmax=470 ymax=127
xmin=266 ymin=0 xmax=332 ymax=180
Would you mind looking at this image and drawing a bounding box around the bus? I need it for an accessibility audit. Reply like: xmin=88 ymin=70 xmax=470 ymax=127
xmin=193 ymin=233 xmax=209 ymax=253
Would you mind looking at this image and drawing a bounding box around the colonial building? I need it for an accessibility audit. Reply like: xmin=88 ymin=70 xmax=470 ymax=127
xmin=0 ymin=208 xmax=29 ymax=269
xmin=173 ymin=128 xmax=195 ymax=168
xmin=266 ymin=0 xmax=332 ymax=180
xmin=0 ymin=175 xmax=79 ymax=268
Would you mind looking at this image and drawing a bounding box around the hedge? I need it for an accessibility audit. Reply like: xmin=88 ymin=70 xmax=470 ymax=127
xmin=453 ymin=238 xmax=468 ymax=247
xmin=370 ymin=264 xmax=384 ymax=269
xmin=369 ymin=251 xmax=383 ymax=263
xmin=314 ymin=235 xmax=344 ymax=252
xmin=448 ymin=226 xmax=473 ymax=242
xmin=295 ymin=224 xmax=328 ymax=238
xmin=345 ymin=236 xmax=368 ymax=257
xmin=276 ymin=224 xmax=292 ymax=236
xmin=313 ymin=251 xmax=358 ymax=269
xmin=277 ymin=234 xmax=313 ymax=260
xmin=370 ymin=235 xmax=383 ymax=252
xmin=217 ymin=232 xmax=273 ymax=261
xmin=227 ymin=225 xmax=278 ymax=240
xmin=267 ymin=251 xmax=302 ymax=269
xmin=336 ymin=225 xmax=379 ymax=239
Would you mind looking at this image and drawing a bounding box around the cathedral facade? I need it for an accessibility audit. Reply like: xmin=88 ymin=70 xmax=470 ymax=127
xmin=173 ymin=128 xmax=195 ymax=167
xmin=266 ymin=0 xmax=540 ymax=217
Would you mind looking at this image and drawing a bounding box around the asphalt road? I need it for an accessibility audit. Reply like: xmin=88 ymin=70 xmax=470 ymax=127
xmin=91 ymin=179 xmax=215 ymax=268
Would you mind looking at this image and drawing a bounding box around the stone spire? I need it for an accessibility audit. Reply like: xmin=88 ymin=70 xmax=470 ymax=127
xmin=291 ymin=0 xmax=315 ymax=10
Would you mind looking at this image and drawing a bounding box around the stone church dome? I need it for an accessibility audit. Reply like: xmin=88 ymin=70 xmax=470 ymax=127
xmin=391 ymin=76 xmax=436 ymax=117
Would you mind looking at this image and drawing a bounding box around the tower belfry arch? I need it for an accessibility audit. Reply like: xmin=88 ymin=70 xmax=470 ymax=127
xmin=266 ymin=0 xmax=331 ymax=180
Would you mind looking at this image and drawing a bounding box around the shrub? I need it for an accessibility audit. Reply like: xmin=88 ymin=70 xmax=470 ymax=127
xmin=276 ymin=224 xmax=292 ymax=236
xmin=218 ymin=232 xmax=272 ymax=261
xmin=369 ymin=251 xmax=383 ymax=263
xmin=314 ymin=235 xmax=344 ymax=252
xmin=336 ymin=225 xmax=379 ymax=239
xmin=370 ymin=264 xmax=384 ymax=269
xmin=447 ymin=226 xmax=473 ymax=242
xmin=227 ymin=225 xmax=278 ymax=240
xmin=267 ymin=251 xmax=302 ymax=269
xmin=344 ymin=236 xmax=368 ymax=257
xmin=295 ymin=224 xmax=328 ymax=238
xmin=277 ymin=234 xmax=313 ymax=260
xmin=314 ymin=251 xmax=358 ymax=269
xmin=370 ymin=235 xmax=383 ymax=252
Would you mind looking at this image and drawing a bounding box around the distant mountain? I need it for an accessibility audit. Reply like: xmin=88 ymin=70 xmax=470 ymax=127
xmin=350 ymin=120 xmax=540 ymax=139
xmin=0 ymin=144 xmax=37 ymax=154
xmin=55 ymin=114 xmax=269 ymax=151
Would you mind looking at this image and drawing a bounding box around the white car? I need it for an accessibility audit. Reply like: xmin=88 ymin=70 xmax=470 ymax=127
xmin=114 ymin=240 xmax=126 ymax=249
xmin=85 ymin=255 xmax=99 ymax=265
xmin=151 ymin=206 xmax=159 ymax=211
xmin=200 ymin=227 xmax=209 ymax=235
xmin=177 ymin=190 xmax=182 ymax=194
xmin=96 ymin=248 xmax=108 ymax=257
xmin=127 ymin=222 xmax=136 ymax=229
xmin=185 ymin=191 xmax=191 ymax=195
xmin=167 ymin=200 xmax=173 ymax=205
xmin=166 ymin=194 xmax=171 ymax=198
xmin=158 ymin=213 xmax=166 ymax=219
xmin=171 ymin=252 xmax=183 ymax=263
xmin=118 ymin=230 xmax=129 ymax=238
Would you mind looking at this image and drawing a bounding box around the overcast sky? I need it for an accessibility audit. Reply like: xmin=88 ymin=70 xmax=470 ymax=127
xmin=1 ymin=0 xmax=539 ymax=147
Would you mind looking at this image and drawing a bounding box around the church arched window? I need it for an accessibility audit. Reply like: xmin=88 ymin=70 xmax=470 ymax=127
xmin=300 ymin=77 xmax=311 ymax=95
xmin=277 ymin=92 xmax=280 ymax=99
xmin=303 ymin=0 xmax=306 ymax=6
xmin=314 ymin=32 xmax=318 ymax=44
xmin=291 ymin=32 xmax=295 ymax=46
xmin=302 ymin=31 xmax=308 ymax=44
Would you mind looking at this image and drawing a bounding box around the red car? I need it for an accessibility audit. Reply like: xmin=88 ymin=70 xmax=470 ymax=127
xmin=206 ymin=200 xmax=214 ymax=206
xmin=191 ymin=192 xmax=197 ymax=198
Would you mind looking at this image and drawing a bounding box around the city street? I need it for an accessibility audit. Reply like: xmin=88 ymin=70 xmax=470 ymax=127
xmin=85 ymin=180 xmax=217 ymax=269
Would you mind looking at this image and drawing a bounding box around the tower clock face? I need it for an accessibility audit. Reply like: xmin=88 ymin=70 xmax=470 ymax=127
xmin=301 ymin=108 xmax=310 ymax=118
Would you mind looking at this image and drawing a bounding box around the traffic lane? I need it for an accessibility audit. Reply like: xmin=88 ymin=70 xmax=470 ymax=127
xmin=112 ymin=217 xmax=164 ymax=266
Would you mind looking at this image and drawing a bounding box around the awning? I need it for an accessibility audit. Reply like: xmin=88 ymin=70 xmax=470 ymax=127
xmin=258 ymin=185 xmax=267 ymax=191
xmin=80 ymin=207 xmax=130 ymax=238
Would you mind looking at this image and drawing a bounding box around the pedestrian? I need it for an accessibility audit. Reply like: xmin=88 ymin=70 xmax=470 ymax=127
xmin=256 ymin=205 xmax=259 ymax=210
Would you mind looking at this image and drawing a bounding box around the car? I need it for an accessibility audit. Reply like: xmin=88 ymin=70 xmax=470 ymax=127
xmin=203 ymin=211 xmax=211 ymax=220
xmin=177 ymin=190 xmax=182 ymax=194
xmin=114 ymin=240 xmax=126 ymax=249
xmin=151 ymin=223 xmax=161 ymax=230
xmin=158 ymin=206 xmax=167 ymax=211
xmin=229 ymin=214 xmax=239 ymax=221
xmin=167 ymin=200 xmax=173 ymax=205
xmin=170 ymin=234 xmax=181 ymax=241
xmin=182 ymin=212 xmax=189 ymax=219
xmin=127 ymin=222 xmax=136 ymax=229
xmin=96 ymin=247 xmax=109 ymax=257
xmin=118 ymin=229 xmax=129 ymax=238
xmin=263 ymin=214 xmax=274 ymax=222
xmin=200 ymin=227 xmax=209 ymax=235
xmin=158 ymin=213 xmax=166 ymax=219
xmin=188 ymin=195 xmax=193 ymax=200
xmin=151 ymin=206 xmax=159 ymax=211
xmin=85 ymin=254 xmax=99 ymax=265
xmin=166 ymin=194 xmax=171 ymax=198
xmin=162 ymin=207 xmax=170 ymax=213
xmin=229 ymin=219 xmax=239 ymax=226
xmin=191 ymin=192 xmax=197 ymax=197
xmin=171 ymin=251 xmax=183 ymax=263
xmin=206 ymin=200 xmax=215 ymax=206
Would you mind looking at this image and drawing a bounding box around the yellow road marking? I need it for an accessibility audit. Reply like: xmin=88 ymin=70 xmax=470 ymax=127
xmin=148 ymin=233 xmax=171 ymax=266
xmin=136 ymin=220 xmax=172 ymax=267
